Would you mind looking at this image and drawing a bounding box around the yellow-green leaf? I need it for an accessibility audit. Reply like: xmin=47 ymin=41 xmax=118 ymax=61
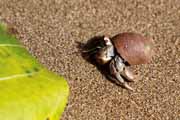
xmin=0 ymin=23 xmax=69 ymax=120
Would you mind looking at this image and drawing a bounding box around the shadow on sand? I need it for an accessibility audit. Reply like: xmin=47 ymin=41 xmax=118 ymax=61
xmin=76 ymin=36 xmax=128 ymax=88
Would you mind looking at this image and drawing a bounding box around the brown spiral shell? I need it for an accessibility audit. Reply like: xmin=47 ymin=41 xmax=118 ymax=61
xmin=112 ymin=33 xmax=153 ymax=65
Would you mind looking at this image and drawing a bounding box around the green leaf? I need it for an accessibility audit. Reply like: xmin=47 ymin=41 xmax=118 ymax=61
xmin=0 ymin=23 xmax=69 ymax=120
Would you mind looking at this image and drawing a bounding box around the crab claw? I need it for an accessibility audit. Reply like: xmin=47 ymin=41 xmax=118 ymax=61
xmin=121 ymin=67 xmax=135 ymax=82
xmin=109 ymin=57 xmax=134 ymax=91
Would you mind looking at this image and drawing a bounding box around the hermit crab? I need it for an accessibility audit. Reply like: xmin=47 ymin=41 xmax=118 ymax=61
xmin=83 ymin=33 xmax=153 ymax=91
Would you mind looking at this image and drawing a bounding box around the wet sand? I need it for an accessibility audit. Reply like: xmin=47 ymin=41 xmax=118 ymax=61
xmin=0 ymin=0 xmax=180 ymax=119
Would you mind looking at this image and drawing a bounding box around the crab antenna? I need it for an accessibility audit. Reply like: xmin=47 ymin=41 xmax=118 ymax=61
xmin=82 ymin=46 xmax=102 ymax=53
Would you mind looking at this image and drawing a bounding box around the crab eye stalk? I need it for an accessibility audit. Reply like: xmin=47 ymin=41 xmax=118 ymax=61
xmin=104 ymin=36 xmax=113 ymax=46
xmin=94 ymin=37 xmax=115 ymax=65
xmin=95 ymin=47 xmax=112 ymax=64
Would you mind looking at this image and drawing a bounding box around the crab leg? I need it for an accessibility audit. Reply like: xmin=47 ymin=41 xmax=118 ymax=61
xmin=109 ymin=57 xmax=134 ymax=91
xmin=110 ymin=72 xmax=134 ymax=91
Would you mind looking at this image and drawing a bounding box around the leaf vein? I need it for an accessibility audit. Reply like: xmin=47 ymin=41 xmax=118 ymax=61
xmin=0 ymin=44 xmax=23 ymax=48
xmin=0 ymin=72 xmax=36 ymax=81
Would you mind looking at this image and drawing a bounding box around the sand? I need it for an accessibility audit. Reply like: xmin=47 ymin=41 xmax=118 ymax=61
xmin=0 ymin=0 xmax=180 ymax=119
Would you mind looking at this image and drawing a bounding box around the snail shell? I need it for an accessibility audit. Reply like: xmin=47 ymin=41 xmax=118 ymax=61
xmin=112 ymin=33 xmax=153 ymax=65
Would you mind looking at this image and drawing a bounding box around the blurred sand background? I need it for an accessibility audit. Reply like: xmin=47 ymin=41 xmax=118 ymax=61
xmin=0 ymin=0 xmax=180 ymax=119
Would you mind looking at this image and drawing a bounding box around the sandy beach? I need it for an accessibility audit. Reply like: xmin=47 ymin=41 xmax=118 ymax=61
xmin=0 ymin=0 xmax=180 ymax=119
